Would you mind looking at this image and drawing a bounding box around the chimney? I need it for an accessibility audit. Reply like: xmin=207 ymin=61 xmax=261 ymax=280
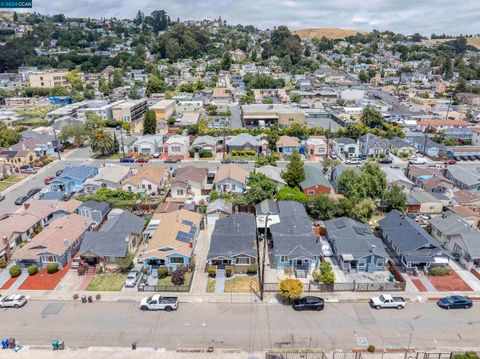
xmin=370 ymin=245 xmax=376 ymax=253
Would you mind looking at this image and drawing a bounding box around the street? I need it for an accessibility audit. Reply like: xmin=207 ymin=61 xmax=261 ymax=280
xmin=0 ymin=301 xmax=477 ymax=351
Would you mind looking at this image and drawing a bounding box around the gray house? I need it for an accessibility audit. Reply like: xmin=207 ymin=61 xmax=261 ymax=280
xmin=324 ymin=217 xmax=388 ymax=272
xmin=226 ymin=133 xmax=262 ymax=154
xmin=444 ymin=165 xmax=480 ymax=192
xmin=207 ymin=213 xmax=257 ymax=273
xmin=378 ymin=210 xmax=448 ymax=270
xmin=191 ymin=135 xmax=218 ymax=155
xmin=358 ymin=133 xmax=389 ymax=157
xmin=77 ymin=200 xmax=110 ymax=227
xmin=206 ymin=199 xmax=233 ymax=229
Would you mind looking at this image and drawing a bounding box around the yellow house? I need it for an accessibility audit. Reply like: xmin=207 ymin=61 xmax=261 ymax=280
xmin=0 ymin=150 xmax=35 ymax=168
xmin=150 ymin=100 xmax=176 ymax=121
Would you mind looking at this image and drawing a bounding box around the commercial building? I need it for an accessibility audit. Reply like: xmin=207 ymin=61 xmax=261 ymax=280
xmin=241 ymin=104 xmax=305 ymax=128
xmin=28 ymin=70 xmax=74 ymax=88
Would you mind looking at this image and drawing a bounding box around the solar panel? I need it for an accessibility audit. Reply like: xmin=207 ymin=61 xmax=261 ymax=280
xmin=176 ymin=230 xmax=194 ymax=243
xmin=189 ymin=226 xmax=196 ymax=234
xmin=182 ymin=220 xmax=193 ymax=226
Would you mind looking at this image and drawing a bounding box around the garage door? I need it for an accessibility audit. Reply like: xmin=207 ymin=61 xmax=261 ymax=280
xmin=207 ymin=214 xmax=219 ymax=229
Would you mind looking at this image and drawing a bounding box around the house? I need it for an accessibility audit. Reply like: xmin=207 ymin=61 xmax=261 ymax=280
xmin=300 ymin=165 xmax=333 ymax=198
xmin=383 ymin=167 xmax=414 ymax=192
xmin=206 ymin=199 xmax=233 ymax=228
xmin=170 ymin=166 xmax=208 ymax=200
xmin=305 ymin=137 xmax=328 ymax=158
xmin=0 ymin=150 xmax=35 ymax=168
xmin=324 ymin=217 xmax=388 ymax=272
xmin=226 ymin=133 xmax=262 ymax=155
xmin=141 ymin=209 xmax=202 ymax=270
xmin=276 ymin=136 xmax=301 ymax=157
xmin=190 ymin=135 xmax=218 ymax=155
xmin=453 ymin=190 xmax=480 ymax=207
xmin=411 ymin=137 xmax=447 ymax=158
xmin=407 ymin=166 xmax=454 ymax=196
xmin=215 ymin=163 xmax=248 ymax=194
xmin=445 ymin=165 xmax=480 ymax=192
xmin=84 ymin=165 xmax=132 ymax=193
xmin=77 ymin=200 xmax=110 ymax=227
xmin=11 ymin=214 xmax=92 ymax=269
xmin=10 ymin=136 xmax=57 ymax=158
xmin=331 ymin=137 xmax=359 ymax=158
xmin=358 ymin=133 xmax=389 ymax=157
xmin=256 ymin=165 xmax=286 ymax=188
xmin=263 ymin=201 xmax=321 ymax=277
xmin=50 ymin=165 xmax=98 ymax=194
xmin=407 ymin=191 xmax=444 ymax=214
xmin=416 ymin=119 xmax=469 ymax=132
xmin=164 ymin=135 xmax=190 ymax=159
xmin=388 ymin=137 xmax=415 ymax=156
xmin=122 ymin=166 xmax=168 ymax=195
xmin=429 ymin=211 xmax=480 ymax=268
xmin=207 ymin=213 xmax=257 ymax=272
xmin=330 ymin=163 xmax=361 ymax=190
xmin=447 ymin=206 xmax=480 ymax=228
xmin=378 ymin=210 xmax=447 ymax=270
xmin=130 ymin=135 xmax=163 ymax=155
xmin=78 ymin=210 xmax=145 ymax=266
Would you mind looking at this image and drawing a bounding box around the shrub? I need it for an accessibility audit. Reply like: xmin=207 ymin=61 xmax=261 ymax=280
xmin=208 ymin=265 xmax=217 ymax=278
xmin=319 ymin=261 xmax=335 ymax=285
xmin=367 ymin=345 xmax=376 ymax=353
xmin=199 ymin=151 xmax=213 ymax=158
xmin=157 ymin=267 xmax=169 ymax=279
xmin=46 ymin=263 xmax=59 ymax=274
xmin=278 ymin=278 xmax=303 ymax=302
xmin=171 ymin=268 xmax=186 ymax=285
xmin=225 ymin=265 xmax=233 ymax=277
xmin=117 ymin=252 xmax=134 ymax=273
xmin=9 ymin=265 xmax=21 ymax=278
xmin=27 ymin=264 xmax=38 ymax=275
xmin=312 ymin=270 xmax=321 ymax=283
xmin=428 ymin=266 xmax=451 ymax=276
xmin=77 ymin=266 xmax=86 ymax=275
xmin=0 ymin=258 xmax=6 ymax=268
xmin=247 ymin=264 xmax=257 ymax=274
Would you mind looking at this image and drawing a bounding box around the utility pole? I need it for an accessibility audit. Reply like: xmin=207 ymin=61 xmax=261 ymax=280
xmin=118 ymin=126 xmax=126 ymax=158
xmin=52 ymin=127 xmax=61 ymax=160
xmin=260 ymin=212 xmax=270 ymax=302
xmin=423 ymin=124 xmax=430 ymax=156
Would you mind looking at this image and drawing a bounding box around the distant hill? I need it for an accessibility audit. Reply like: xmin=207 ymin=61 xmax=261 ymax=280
xmin=293 ymin=28 xmax=365 ymax=40
xmin=422 ymin=37 xmax=480 ymax=50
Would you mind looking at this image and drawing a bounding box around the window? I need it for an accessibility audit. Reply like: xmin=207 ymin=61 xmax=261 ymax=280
xmin=376 ymin=258 xmax=384 ymax=267
xmin=307 ymin=190 xmax=315 ymax=196
xmin=170 ymin=257 xmax=184 ymax=264
xmin=236 ymin=257 xmax=250 ymax=265
xmin=357 ymin=259 xmax=366 ymax=268
xmin=280 ymin=255 xmax=288 ymax=263
xmin=170 ymin=146 xmax=182 ymax=153
xmin=148 ymin=184 xmax=152 ymax=190
xmin=177 ymin=189 xmax=184 ymax=196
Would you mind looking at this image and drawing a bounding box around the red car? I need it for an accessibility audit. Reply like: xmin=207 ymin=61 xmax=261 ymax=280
xmin=135 ymin=158 xmax=149 ymax=163
xmin=444 ymin=159 xmax=457 ymax=165
xmin=44 ymin=176 xmax=55 ymax=185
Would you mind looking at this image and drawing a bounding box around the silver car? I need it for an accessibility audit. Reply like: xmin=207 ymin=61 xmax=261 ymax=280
xmin=0 ymin=294 xmax=27 ymax=308
xmin=124 ymin=268 xmax=141 ymax=287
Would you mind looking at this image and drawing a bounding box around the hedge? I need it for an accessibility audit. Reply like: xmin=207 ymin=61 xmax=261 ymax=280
xmin=46 ymin=263 xmax=59 ymax=274
xmin=9 ymin=265 xmax=22 ymax=278
xmin=27 ymin=264 xmax=38 ymax=275
xmin=157 ymin=267 xmax=169 ymax=279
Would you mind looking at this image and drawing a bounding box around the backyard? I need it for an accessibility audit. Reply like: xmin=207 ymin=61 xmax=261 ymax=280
xmin=86 ymin=274 xmax=127 ymax=291
xmin=224 ymin=275 xmax=259 ymax=293
xmin=0 ymin=175 xmax=23 ymax=191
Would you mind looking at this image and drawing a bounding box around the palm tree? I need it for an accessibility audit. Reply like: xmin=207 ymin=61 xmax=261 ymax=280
xmin=90 ymin=130 xmax=114 ymax=157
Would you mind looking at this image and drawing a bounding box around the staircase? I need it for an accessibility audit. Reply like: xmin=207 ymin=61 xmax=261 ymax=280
xmin=87 ymin=265 xmax=96 ymax=275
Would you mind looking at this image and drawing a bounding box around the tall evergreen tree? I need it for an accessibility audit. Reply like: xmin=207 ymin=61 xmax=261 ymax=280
xmin=112 ymin=132 xmax=119 ymax=154
xmin=281 ymin=150 xmax=305 ymax=188
xmin=143 ymin=110 xmax=157 ymax=135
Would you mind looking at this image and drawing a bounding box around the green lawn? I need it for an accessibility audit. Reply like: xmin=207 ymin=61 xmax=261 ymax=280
xmin=157 ymin=271 xmax=192 ymax=287
xmin=86 ymin=274 xmax=127 ymax=291
xmin=224 ymin=275 xmax=259 ymax=293
xmin=225 ymin=155 xmax=255 ymax=161
xmin=0 ymin=175 xmax=23 ymax=191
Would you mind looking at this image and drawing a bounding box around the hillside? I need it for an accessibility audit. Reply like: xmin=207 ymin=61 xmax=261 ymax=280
xmin=293 ymin=28 xmax=364 ymax=40
xmin=422 ymin=37 xmax=480 ymax=50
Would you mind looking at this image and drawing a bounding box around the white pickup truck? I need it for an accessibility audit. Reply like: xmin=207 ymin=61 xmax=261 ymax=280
xmin=139 ymin=295 xmax=179 ymax=312
xmin=370 ymin=294 xmax=406 ymax=310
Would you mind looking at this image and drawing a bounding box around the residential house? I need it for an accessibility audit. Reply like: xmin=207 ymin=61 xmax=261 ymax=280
xmin=190 ymin=136 xmax=218 ymax=155
xmin=226 ymin=133 xmax=262 ymax=155
xmin=383 ymin=167 xmax=414 ymax=192
xmin=447 ymin=206 xmax=480 ymax=228
xmin=305 ymin=137 xmax=328 ymax=158
xmin=358 ymin=133 xmax=389 ymax=157
xmin=77 ymin=200 xmax=110 ymax=228
xmin=416 ymin=119 xmax=469 ymax=132
xmin=215 ymin=163 xmax=248 ymax=194
xmin=300 ymin=165 xmax=333 ymax=198
xmin=122 ymin=166 xmax=168 ymax=195
xmin=164 ymin=135 xmax=190 ymax=159
xmin=207 ymin=213 xmax=257 ymax=272
xmin=411 ymin=137 xmax=447 ymax=158
xmin=276 ymin=136 xmax=301 ymax=157
xmin=141 ymin=209 xmax=202 ymax=269
xmin=262 ymin=201 xmax=321 ymax=277
xmin=84 ymin=165 xmax=132 ymax=193
xmin=0 ymin=150 xmax=35 ymax=168
xmin=206 ymin=199 xmax=233 ymax=228
xmin=10 ymin=136 xmax=57 ymax=158
xmin=256 ymin=165 xmax=286 ymax=188
xmin=407 ymin=165 xmax=454 ymax=196
xmin=388 ymin=137 xmax=415 ymax=156
xmin=78 ymin=210 xmax=145 ymax=266
xmin=130 ymin=135 xmax=163 ymax=156
xmin=453 ymin=190 xmax=480 ymax=207
xmin=378 ymin=210 xmax=447 ymax=270
xmin=407 ymin=190 xmax=444 ymax=214
xmin=12 ymin=214 xmax=92 ymax=269
xmin=331 ymin=137 xmax=359 ymax=158
xmin=170 ymin=166 xmax=208 ymax=200
xmin=324 ymin=217 xmax=388 ymax=272
xmin=429 ymin=211 xmax=480 ymax=268
xmin=50 ymin=165 xmax=98 ymax=194
xmin=445 ymin=165 xmax=480 ymax=192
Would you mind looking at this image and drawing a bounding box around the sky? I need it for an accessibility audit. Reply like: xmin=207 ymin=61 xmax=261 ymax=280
xmin=29 ymin=0 xmax=480 ymax=36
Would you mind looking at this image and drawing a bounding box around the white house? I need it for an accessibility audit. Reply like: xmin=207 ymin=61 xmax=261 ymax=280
xmin=164 ymin=135 xmax=190 ymax=158
xmin=130 ymin=135 xmax=163 ymax=155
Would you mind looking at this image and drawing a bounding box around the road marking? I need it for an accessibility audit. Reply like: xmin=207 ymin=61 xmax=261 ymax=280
xmin=184 ymin=322 xmax=190 ymax=326
xmin=356 ymin=337 xmax=368 ymax=346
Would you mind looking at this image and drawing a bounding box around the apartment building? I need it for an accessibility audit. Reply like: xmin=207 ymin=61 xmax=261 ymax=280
xmin=28 ymin=70 xmax=74 ymax=88
xmin=150 ymin=99 xmax=176 ymax=121
xmin=77 ymin=100 xmax=125 ymax=121
xmin=112 ymin=99 xmax=148 ymax=122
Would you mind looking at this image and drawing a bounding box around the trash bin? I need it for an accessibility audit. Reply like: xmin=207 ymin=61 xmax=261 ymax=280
xmin=1 ymin=339 xmax=9 ymax=349
xmin=52 ymin=339 xmax=59 ymax=350
xmin=8 ymin=338 xmax=15 ymax=349
xmin=87 ymin=296 xmax=92 ymax=303
xmin=58 ymin=340 xmax=64 ymax=350
xmin=389 ymin=274 xmax=395 ymax=282
xmin=81 ymin=295 xmax=87 ymax=303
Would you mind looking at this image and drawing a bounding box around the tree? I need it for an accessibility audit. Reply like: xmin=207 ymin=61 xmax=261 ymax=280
xmin=256 ymin=154 xmax=278 ymax=167
xmin=335 ymin=197 xmax=354 ymax=217
xmin=385 ymin=185 xmax=407 ymax=211
xmin=206 ymin=104 xmax=218 ymax=116
xmin=59 ymin=123 xmax=87 ymax=146
xmin=134 ymin=10 xmax=144 ymax=25
xmin=290 ymin=93 xmax=301 ymax=103
xmin=0 ymin=123 xmax=21 ymax=147
xmin=307 ymin=194 xmax=335 ymax=220
xmin=319 ymin=261 xmax=335 ymax=284
xmin=150 ymin=10 xmax=170 ymax=33
xmin=99 ymin=78 xmax=110 ymax=96
xmin=281 ymin=151 xmax=305 ymax=188
xmin=361 ymin=161 xmax=387 ymax=199
xmin=110 ymin=69 xmax=124 ymax=89
xmin=352 ymin=198 xmax=376 ymax=223
xmin=266 ymin=130 xmax=279 ymax=151
xmin=65 ymin=69 xmax=83 ymax=91
xmin=245 ymin=173 xmax=276 ymax=204
xmin=360 ymin=106 xmax=384 ymax=128
xmin=146 ymin=75 xmax=166 ymax=95
xmin=277 ymin=186 xmax=308 ymax=203
xmin=90 ymin=130 xmax=114 ymax=156
xmin=358 ymin=70 xmax=369 ymax=82
xmin=221 ymin=51 xmax=232 ymax=71
xmin=112 ymin=132 xmax=120 ymax=154
xmin=117 ymin=252 xmax=134 ymax=273
xmin=279 ymin=278 xmax=303 ymax=301
xmin=143 ymin=109 xmax=157 ymax=135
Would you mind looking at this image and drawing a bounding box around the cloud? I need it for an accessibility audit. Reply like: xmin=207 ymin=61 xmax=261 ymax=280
xmin=29 ymin=0 xmax=480 ymax=35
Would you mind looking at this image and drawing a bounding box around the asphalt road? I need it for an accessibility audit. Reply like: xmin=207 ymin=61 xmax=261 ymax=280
xmin=0 ymin=301 xmax=477 ymax=351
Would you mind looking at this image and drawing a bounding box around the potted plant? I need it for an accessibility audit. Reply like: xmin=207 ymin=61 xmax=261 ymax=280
xmin=208 ymin=265 xmax=217 ymax=278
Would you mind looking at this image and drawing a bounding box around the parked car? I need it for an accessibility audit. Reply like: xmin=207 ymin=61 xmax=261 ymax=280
xmin=345 ymin=158 xmax=361 ymax=165
xmin=0 ymin=294 xmax=28 ymax=308
xmin=19 ymin=167 xmax=37 ymax=174
xmin=120 ymin=158 xmax=135 ymax=163
xmin=378 ymin=157 xmax=392 ymax=164
xmin=409 ymin=156 xmax=427 ymax=165
xmin=292 ymin=296 xmax=324 ymax=311
xmin=44 ymin=176 xmax=55 ymax=185
xmin=135 ymin=158 xmax=149 ymax=163
xmin=55 ymin=169 xmax=63 ymax=177
xmin=164 ymin=158 xmax=179 ymax=164
xmin=221 ymin=159 xmax=233 ymax=164
xmin=444 ymin=159 xmax=457 ymax=165
xmin=27 ymin=187 xmax=41 ymax=198
xmin=139 ymin=295 xmax=179 ymax=311
xmin=152 ymin=152 xmax=161 ymax=158
xmin=235 ymin=159 xmax=248 ymax=164
xmin=370 ymin=294 xmax=406 ymax=310
xmin=14 ymin=195 xmax=29 ymax=205
xmin=125 ymin=268 xmax=141 ymax=288
xmin=437 ymin=295 xmax=472 ymax=310
xmin=0 ymin=193 xmax=5 ymax=201
xmin=71 ymin=256 xmax=81 ymax=269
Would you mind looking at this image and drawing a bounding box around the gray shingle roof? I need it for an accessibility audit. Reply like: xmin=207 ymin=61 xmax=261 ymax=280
xmin=78 ymin=232 xmax=128 ymax=257
xmin=300 ymin=165 xmax=332 ymax=189
xmin=255 ymin=199 xmax=280 ymax=216
xmin=100 ymin=211 xmax=145 ymax=235
xmin=79 ymin=200 xmax=110 ymax=216
xmin=226 ymin=133 xmax=262 ymax=147
xmin=206 ymin=199 xmax=233 ymax=215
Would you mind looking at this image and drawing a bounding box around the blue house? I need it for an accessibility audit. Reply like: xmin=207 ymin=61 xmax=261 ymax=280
xmin=48 ymin=96 xmax=73 ymax=105
xmin=50 ymin=165 xmax=98 ymax=194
